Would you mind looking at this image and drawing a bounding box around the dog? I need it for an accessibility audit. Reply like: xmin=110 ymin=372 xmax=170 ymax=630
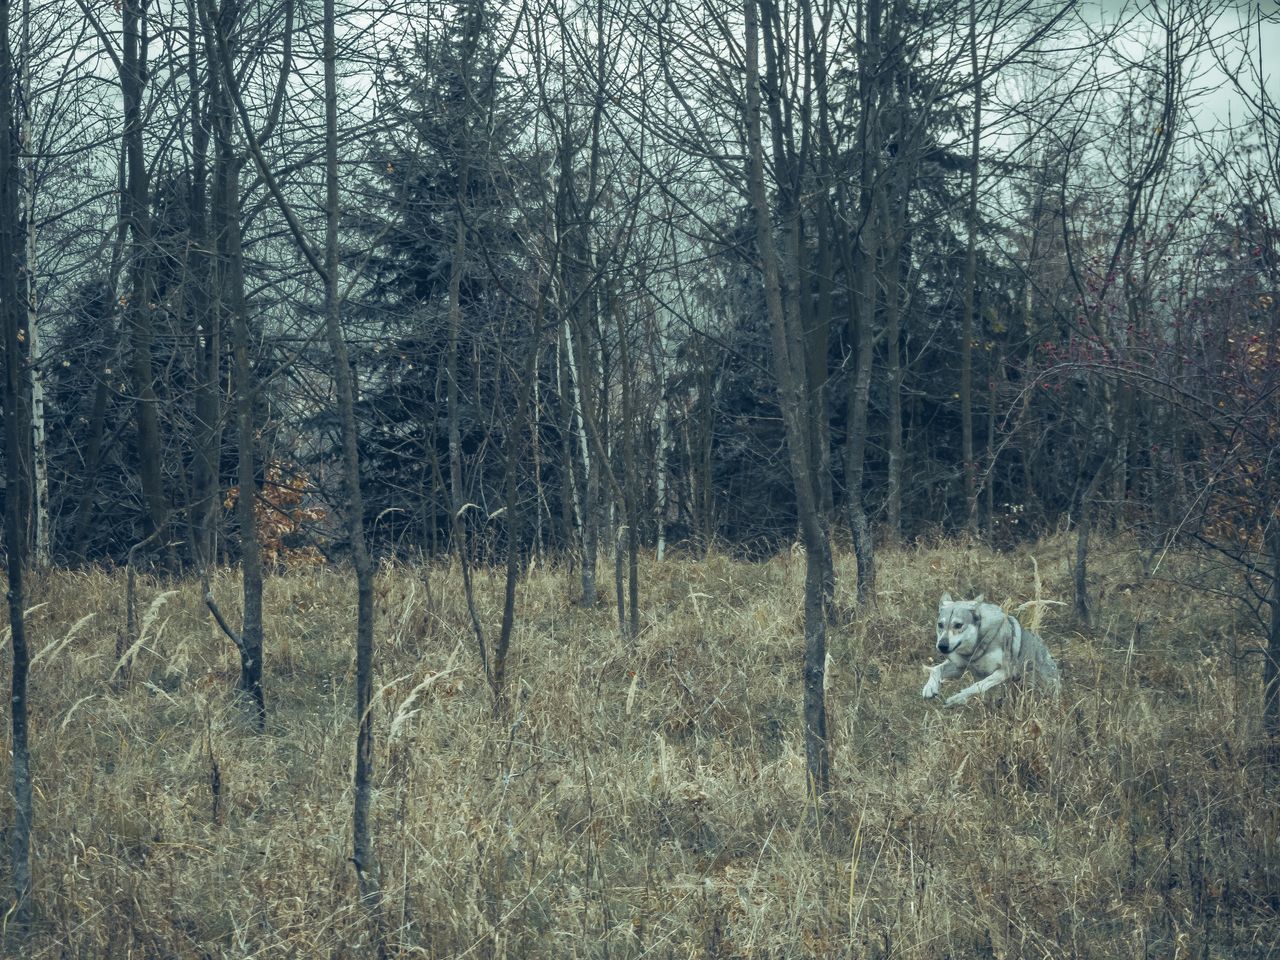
xmin=922 ymin=593 xmax=1061 ymax=707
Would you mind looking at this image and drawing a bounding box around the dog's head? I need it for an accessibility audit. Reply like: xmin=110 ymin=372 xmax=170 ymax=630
xmin=936 ymin=592 xmax=984 ymax=655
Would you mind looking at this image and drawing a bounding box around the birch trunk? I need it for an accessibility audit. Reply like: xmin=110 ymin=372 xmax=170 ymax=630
xmin=18 ymin=7 xmax=46 ymax=568
xmin=563 ymin=316 xmax=597 ymax=606
xmin=650 ymin=303 xmax=671 ymax=561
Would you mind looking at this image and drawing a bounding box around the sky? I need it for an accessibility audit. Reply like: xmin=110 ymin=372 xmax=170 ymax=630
xmin=1083 ymin=0 xmax=1280 ymax=131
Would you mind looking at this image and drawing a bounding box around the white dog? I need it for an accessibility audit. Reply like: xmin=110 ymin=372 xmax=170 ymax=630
xmin=922 ymin=593 xmax=1061 ymax=707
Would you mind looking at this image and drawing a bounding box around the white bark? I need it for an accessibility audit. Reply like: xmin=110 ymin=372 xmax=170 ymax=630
xmin=649 ymin=300 xmax=672 ymax=562
xmin=557 ymin=323 xmax=585 ymax=544
xmin=563 ymin=317 xmax=593 ymax=523
xmin=20 ymin=3 xmax=48 ymax=569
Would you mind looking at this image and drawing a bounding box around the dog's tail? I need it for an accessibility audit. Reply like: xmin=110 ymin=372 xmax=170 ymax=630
xmin=1013 ymin=614 xmax=1062 ymax=695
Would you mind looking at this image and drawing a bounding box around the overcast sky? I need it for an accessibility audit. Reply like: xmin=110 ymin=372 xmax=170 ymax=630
xmin=1077 ymin=0 xmax=1279 ymax=132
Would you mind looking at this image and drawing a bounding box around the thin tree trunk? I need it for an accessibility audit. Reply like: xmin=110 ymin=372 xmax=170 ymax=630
xmin=745 ymin=0 xmax=828 ymax=797
xmin=556 ymin=328 xmax=578 ymax=563
xmin=224 ymin=169 xmax=265 ymax=729
xmin=1263 ymin=521 xmax=1280 ymax=739
xmin=1111 ymin=380 xmax=1131 ymax=530
xmin=804 ymin=211 xmax=833 ymax=525
xmin=1074 ymin=458 xmax=1108 ymax=629
xmin=882 ymin=2 xmax=908 ymax=545
xmin=846 ymin=265 xmax=877 ymax=605
xmin=697 ymin=352 xmax=715 ymax=550
xmin=883 ymin=209 xmax=905 ymax=545
xmin=122 ymin=0 xmax=170 ymax=552
xmin=204 ymin=0 xmax=265 ymax=729
xmin=961 ymin=0 xmax=981 ymax=533
xmin=446 ymin=144 xmax=493 ymax=679
xmin=533 ymin=372 xmax=545 ymax=559
xmin=845 ymin=0 xmax=880 ymax=605
xmin=18 ymin=7 xmax=46 ymax=568
xmin=1 ymin=0 xmax=33 ymax=919
xmin=613 ymin=499 xmax=625 ymax=634
xmin=493 ymin=412 xmax=522 ymax=713
xmin=323 ymin=0 xmax=383 ymax=937
xmin=563 ymin=317 xmax=597 ymax=605
xmin=808 ymin=206 xmax=836 ymax=618
xmin=985 ymin=351 xmax=998 ymax=536
xmin=614 ymin=292 xmax=641 ymax=641
xmin=189 ymin=0 xmax=216 ymax=571
xmin=653 ymin=321 xmax=669 ymax=562
xmin=491 ymin=301 xmax=542 ymax=714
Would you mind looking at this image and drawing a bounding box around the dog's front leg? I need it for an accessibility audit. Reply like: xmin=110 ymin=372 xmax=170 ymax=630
xmin=944 ymin=668 xmax=1009 ymax=708
xmin=922 ymin=660 xmax=963 ymax=699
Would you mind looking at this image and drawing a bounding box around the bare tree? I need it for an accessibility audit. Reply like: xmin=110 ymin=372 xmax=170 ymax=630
xmin=1056 ymin=0 xmax=1201 ymax=625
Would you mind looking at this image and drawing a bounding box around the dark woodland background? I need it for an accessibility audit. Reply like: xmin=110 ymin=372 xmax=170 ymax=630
xmin=0 ymin=1 xmax=1274 ymax=576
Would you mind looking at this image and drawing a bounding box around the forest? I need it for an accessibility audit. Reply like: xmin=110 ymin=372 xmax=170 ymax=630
xmin=0 ymin=0 xmax=1278 ymax=955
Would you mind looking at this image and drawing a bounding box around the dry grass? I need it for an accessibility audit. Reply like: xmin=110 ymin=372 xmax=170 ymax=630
xmin=3 ymin=534 xmax=1278 ymax=958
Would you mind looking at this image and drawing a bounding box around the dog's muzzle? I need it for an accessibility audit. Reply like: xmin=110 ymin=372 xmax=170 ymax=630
xmin=937 ymin=639 xmax=951 ymax=654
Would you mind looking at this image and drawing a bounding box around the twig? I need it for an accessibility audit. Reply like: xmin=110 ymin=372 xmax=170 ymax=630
xmin=204 ymin=589 xmax=247 ymax=656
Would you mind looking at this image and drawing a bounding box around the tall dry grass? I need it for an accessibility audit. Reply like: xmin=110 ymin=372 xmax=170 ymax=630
xmin=1 ymin=534 xmax=1277 ymax=958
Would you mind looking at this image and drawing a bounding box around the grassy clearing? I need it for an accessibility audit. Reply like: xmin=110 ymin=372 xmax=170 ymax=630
xmin=3 ymin=534 xmax=1278 ymax=958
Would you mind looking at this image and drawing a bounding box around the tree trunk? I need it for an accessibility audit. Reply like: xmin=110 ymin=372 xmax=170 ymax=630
xmin=556 ymin=327 xmax=578 ymax=564
xmin=223 ymin=165 xmax=265 ymax=729
xmin=845 ymin=262 xmax=877 ymax=605
xmin=696 ymin=348 xmax=715 ymax=551
xmin=807 ymin=207 xmax=836 ymax=618
xmin=531 ymin=369 xmax=545 ymax=559
xmin=984 ymin=348 xmax=999 ymax=537
xmin=188 ymin=0 xmax=217 ymax=571
xmin=883 ymin=197 xmax=907 ymax=545
xmin=563 ymin=317 xmax=598 ymax=605
xmin=1074 ymin=457 xmax=1108 ymax=629
xmin=446 ymin=143 xmax=493 ymax=679
xmin=323 ymin=0 xmax=383 ymax=936
xmin=803 ymin=210 xmax=833 ymax=527
xmin=204 ymin=0 xmax=265 ymax=729
xmin=18 ymin=12 xmax=46 ymax=568
xmin=961 ymin=0 xmax=981 ymax=533
xmin=122 ymin=0 xmax=170 ymax=552
xmin=1264 ymin=522 xmax=1280 ymax=739
xmin=647 ymin=295 xmax=671 ymax=561
xmin=845 ymin=0 xmax=881 ymax=605
xmin=491 ymin=300 xmax=542 ymax=714
xmin=744 ymin=0 xmax=828 ymax=797
xmin=614 ymin=290 xmax=641 ymax=641
xmin=1 ymin=0 xmax=33 ymax=920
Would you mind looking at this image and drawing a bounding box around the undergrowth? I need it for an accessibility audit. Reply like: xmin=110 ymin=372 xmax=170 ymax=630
xmin=1 ymin=534 xmax=1277 ymax=958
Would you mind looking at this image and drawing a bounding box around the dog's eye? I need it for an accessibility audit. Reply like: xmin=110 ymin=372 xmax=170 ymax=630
xmin=952 ymin=622 xmax=962 ymax=629
xmin=937 ymin=622 xmax=944 ymax=629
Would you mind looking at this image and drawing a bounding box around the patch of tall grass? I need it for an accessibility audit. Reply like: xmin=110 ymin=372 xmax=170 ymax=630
xmin=3 ymin=534 xmax=1276 ymax=957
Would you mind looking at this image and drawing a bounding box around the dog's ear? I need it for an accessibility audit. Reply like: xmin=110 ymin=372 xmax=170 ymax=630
xmin=940 ymin=592 xmax=953 ymax=605
xmin=973 ymin=594 xmax=985 ymax=605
